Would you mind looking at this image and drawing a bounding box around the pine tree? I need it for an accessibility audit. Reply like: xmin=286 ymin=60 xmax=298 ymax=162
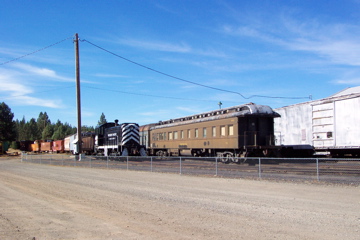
xmin=37 ymin=112 xmax=51 ymax=138
xmin=28 ymin=118 xmax=40 ymax=140
xmin=97 ymin=112 xmax=107 ymax=126
xmin=42 ymin=124 xmax=54 ymax=140
xmin=0 ymin=102 xmax=16 ymax=141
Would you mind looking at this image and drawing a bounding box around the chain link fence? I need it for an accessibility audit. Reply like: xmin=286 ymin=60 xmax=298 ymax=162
xmin=21 ymin=153 xmax=360 ymax=185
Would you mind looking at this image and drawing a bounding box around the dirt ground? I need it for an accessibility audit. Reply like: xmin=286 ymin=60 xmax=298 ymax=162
xmin=0 ymin=157 xmax=359 ymax=240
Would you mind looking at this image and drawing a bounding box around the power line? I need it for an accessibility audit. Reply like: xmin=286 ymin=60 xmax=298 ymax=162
xmin=1 ymin=86 xmax=74 ymax=100
xmin=82 ymin=39 xmax=310 ymax=100
xmin=0 ymin=36 xmax=73 ymax=66
xmin=83 ymin=85 xmax=219 ymax=103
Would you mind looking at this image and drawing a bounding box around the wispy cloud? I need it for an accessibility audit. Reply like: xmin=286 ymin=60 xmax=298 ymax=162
xmin=0 ymin=62 xmax=70 ymax=108
xmin=331 ymin=68 xmax=360 ymax=85
xmin=94 ymin=73 xmax=128 ymax=78
xmin=118 ymin=38 xmax=191 ymax=53
xmin=10 ymin=95 xmax=62 ymax=108
xmin=332 ymin=78 xmax=360 ymax=85
xmin=222 ymin=15 xmax=360 ymax=66
xmin=0 ymin=74 xmax=32 ymax=95
xmin=12 ymin=62 xmax=73 ymax=82
xmin=116 ymin=38 xmax=229 ymax=58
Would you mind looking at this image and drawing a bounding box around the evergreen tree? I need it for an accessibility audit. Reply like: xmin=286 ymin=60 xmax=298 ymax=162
xmin=0 ymin=102 xmax=16 ymax=141
xmin=97 ymin=112 xmax=107 ymax=126
xmin=15 ymin=117 xmax=26 ymax=141
xmin=37 ymin=112 xmax=51 ymax=138
xmin=52 ymin=125 xmax=64 ymax=140
xmin=81 ymin=125 xmax=95 ymax=132
xmin=42 ymin=124 xmax=54 ymax=140
xmin=28 ymin=118 xmax=40 ymax=140
xmin=11 ymin=110 xmax=88 ymax=141
xmin=63 ymin=122 xmax=76 ymax=136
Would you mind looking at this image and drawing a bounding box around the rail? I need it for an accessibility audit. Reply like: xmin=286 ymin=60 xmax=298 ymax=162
xmin=21 ymin=153 xmax=360 ymax=185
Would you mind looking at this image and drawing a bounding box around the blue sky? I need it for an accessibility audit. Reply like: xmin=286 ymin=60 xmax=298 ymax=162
xmin=1 ymin=0 xmax=360 ymax=127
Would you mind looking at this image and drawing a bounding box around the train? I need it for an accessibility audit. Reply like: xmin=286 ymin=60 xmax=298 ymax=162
xmin=140 ymin=103 xmax=290 ymax=163
xmin=274 ymin=86 xmax=360 ymax=158
xmin=19 ymin=86 xmax=360 ymax=159
xmin=20 ymin=140 xmax=57 ymax=153
xmin=19 ymin=103 xmax=285 ymax=162
xmin=20 ymin=120 xmax=146 ymax=157
xmin=93 ymin=120 xmax=146 ymax=156
xmin=19 ymin=103 xmax=314 ymax=161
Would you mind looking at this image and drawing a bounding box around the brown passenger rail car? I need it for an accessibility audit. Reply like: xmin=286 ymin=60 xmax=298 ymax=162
xmin=142 ymin=103 xmax=280 ymax=163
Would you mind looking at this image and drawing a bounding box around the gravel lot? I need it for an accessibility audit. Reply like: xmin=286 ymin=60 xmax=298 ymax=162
xmin=0 ymin=157 xmax=359 ymax=240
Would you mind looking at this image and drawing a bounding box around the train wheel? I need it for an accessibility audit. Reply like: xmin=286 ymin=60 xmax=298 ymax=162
xmin=221 ymin=153 xmax=233 ymax=164
xmin=121 ymin=148 xmax=129 ymax=156
xmin=139 ymin=147 xmax=147 ymax=156
xmin=221 ymin=157 xmax=229 ymax=164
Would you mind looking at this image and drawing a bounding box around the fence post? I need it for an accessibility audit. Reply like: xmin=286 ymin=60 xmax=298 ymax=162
xmin=107 ymin=156 xmax=109 ymax=169
xmin=180 ymin=157 xmax=182 ymax=175
xmin=215 ymin=157 xmax=218 ymax=176
xmin=316 ymin=158 xmax=319 ymax=181
xmin=258 ymin=158 xmax=262 ymax=179
xmin=151 ymin=157 xmax=153 ymax=172
xmin=127 ymin=156 xmax=129 ymax=170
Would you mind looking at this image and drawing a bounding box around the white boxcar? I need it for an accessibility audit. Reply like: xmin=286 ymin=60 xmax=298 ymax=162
xmin=274 ymin=87 xmax=360 ymax=157
xmin=64 ymin=133 xmax=77 ymax=154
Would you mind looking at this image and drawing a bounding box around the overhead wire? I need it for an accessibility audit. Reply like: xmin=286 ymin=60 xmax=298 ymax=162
xmin=0 ymin=36 xmax=73 ymax=66
xmin=83 ymin=85 xmax=227 ymax=103
xmin=0 ymin=35 xmax=310 ymax=102
xmin=0 ymin=86 xmax=74 ymax=100
xmin=82 ymin=39 xmax=310 ymax=100
xmin=0 ymin=36 xmax=74 ymax=101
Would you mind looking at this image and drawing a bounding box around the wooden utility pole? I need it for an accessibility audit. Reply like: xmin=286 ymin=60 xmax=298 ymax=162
xmin=74 ymin=33 xmax=82 ymax=154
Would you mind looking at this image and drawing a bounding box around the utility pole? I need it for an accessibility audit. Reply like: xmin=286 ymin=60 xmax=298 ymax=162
xmin=74 ymin=33 xmax=82 ymax=155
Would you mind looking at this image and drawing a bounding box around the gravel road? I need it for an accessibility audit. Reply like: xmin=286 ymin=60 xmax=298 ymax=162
xmin=0 ymin=157 xmax=359 ymax=240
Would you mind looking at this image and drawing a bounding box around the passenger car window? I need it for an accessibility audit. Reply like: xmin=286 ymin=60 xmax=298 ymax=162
xmin=220 ymin=126 xmax=226 ymax=136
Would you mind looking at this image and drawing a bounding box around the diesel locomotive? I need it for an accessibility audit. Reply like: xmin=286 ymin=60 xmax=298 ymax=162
xmin=94 ymin=120 xmax=146 ymax=156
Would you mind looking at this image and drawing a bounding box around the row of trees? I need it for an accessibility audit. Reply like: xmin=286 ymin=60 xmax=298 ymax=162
xmin=15 ymin=114 xmax=78 ymax=141
xmin=0 ymin=102 xmax=108 ymax=142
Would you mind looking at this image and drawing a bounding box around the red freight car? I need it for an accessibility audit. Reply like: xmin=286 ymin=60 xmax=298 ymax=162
xmin=41 ymin=141 xmax=52 ymax=152
xmin=52 ymin=140 xmax=64 ymax=153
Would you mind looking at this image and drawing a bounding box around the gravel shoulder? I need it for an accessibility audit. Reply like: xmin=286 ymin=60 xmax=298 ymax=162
xmin=0 ymin=157 xmax=359 ymax=240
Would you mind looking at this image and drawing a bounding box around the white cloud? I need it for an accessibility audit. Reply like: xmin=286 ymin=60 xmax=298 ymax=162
xmin=0 ymin=63 xmax=69 ymax=108
xmin=11 ymin=95 xmax=62 ymax=108
xmin=116 ymin=38 xmax=228 ymax=58
xmin=118 ymin=38 xmax=191 ymax=53
xmin=0 ymin=73 xmax=32 ymax=95
xmin=13 ymin=62 xmax=73 ymax=82
xmin=94 ymin=73 xmax=128 ymax=78
xmin=286 ymin=38 xmax=360 ymax=66
xmin=332 ymin=77 xmax=360 ymax=85
xmin=222 ymin=16 xmax=360 ymax=66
